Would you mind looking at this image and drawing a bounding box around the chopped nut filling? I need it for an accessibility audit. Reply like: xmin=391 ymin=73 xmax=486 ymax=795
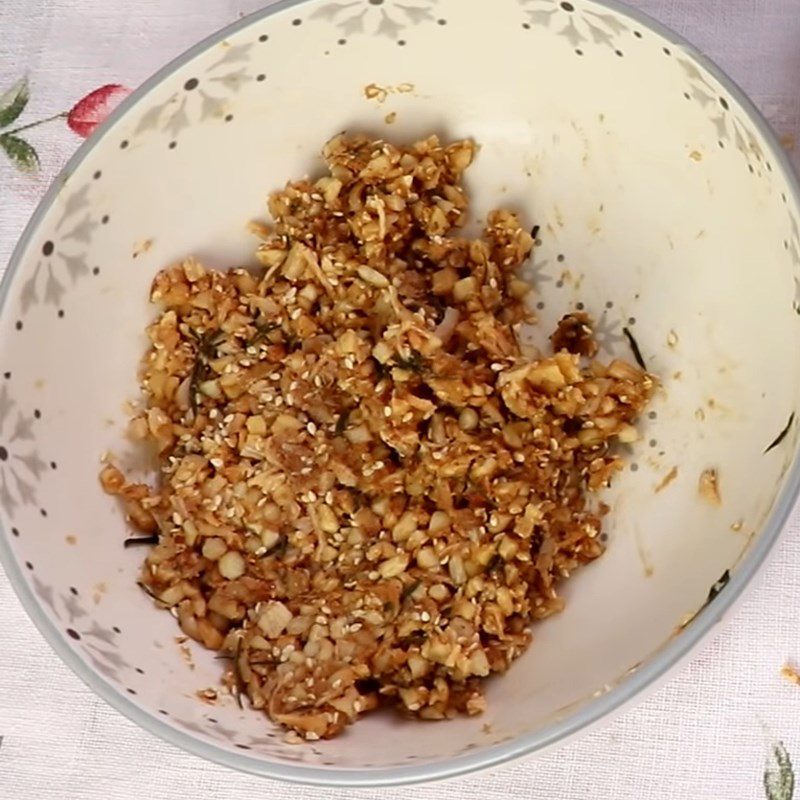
xmin=102 ymin=134 xmax=654 ymax=739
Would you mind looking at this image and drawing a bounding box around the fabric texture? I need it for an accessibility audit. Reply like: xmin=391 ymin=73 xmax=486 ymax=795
xmin=2 ymin=1 xmax=800 ymax=798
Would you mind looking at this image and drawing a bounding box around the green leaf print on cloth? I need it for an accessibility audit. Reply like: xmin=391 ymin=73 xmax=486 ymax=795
xmin=0 ymin=133 xmax=39 ymax=171
xmin=0 ymin=76 xmax=41 ymax=172
xmin=0 ymin=77 xmax=30 ymax=128
xmin=765 ymin=741 xmax=795 ymax=800
xmin=0 ymin=76 xmax=130 ymax=173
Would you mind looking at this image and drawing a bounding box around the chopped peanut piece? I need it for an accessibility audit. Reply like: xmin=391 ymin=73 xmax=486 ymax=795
xmin=782 ymin=664 xmax=800 ymax=686
xmin=698 ymin=468 xmax=721 ymax=506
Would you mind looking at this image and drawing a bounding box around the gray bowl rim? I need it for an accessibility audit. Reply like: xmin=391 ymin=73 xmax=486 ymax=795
xmin=1 ymin=0 xmax=798 ymax=787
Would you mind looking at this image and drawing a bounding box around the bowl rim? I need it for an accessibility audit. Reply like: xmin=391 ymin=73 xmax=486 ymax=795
xmin=1 ymin=0 xmax=799 ymax=787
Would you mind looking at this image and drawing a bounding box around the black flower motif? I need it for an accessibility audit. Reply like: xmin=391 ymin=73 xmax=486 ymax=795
xmin=310 ymin=0 xmax=440 ymax=40
xmin=84 ymin=620 xmax=119 ymax=647
xmin=180 ymin=719 xmax=211 ymax=736
xmin=211 ymin=722 xmax=240 ymax=741
xmin=521 ymin=0 xmax=629 ymax=55
xmin=31 ymin=572 xmax=55 ymax=613
xmin=0 ymin=381 xmax=46 ymax=517
xmin=52 ymin=587 xmax=130 ymax=678
xmin=133 ymin=43 xmax=257 ymax=143
xmin=86 ymin=653 xmax=120 ymax=683
xmin=527 ymin=253 xmax=555 ymax=285
xmin=61 ymin=590 xmax=89 ymax=623
xmin=246 ymin=735 xmax=280 ymax=747
xmin=85 ymin=642 xmax=129 ymax=673
xmin=593 ymin=308 xmax=625 ymax=353
xmin=678 ymin=58 xmax=766 ymax=173
xmin=19 ymin=184 xmax=98 ymax=317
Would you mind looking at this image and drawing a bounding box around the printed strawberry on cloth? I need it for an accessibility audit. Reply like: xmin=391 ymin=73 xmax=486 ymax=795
xmin=0 ymin=79 xmax=131 ymax=171
xmin=2 ymin=2 xmax=800 ymax=800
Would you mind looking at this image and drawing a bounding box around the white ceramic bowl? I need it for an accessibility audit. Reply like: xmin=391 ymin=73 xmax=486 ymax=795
xmin=3 ymin=0 xmax=800 ymax=787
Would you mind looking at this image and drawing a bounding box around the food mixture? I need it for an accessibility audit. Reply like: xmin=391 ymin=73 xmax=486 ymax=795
xmin=102 ymin=134 xmax=654 ymax=740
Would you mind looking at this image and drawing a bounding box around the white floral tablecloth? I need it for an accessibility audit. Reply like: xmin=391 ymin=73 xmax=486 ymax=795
xmin=2 ymin=1 xmax=800 ymax=798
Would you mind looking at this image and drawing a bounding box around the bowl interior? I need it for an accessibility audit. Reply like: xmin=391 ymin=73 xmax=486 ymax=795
xmin=2 ymin=0 xmax=800 ymax=783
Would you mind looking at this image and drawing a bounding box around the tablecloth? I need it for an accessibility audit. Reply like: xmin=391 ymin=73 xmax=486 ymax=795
xmin=2 ymin=1 xmax=800 ymax=798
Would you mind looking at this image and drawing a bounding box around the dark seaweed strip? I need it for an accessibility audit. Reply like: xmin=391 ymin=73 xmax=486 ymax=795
xmin=622 ymin=326 xmax=646 ymax=370
xmin=765 ymin=412 xmax=795 ymax=454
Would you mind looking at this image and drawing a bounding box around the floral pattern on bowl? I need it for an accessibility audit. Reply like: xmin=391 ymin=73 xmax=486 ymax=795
xmin=2 ymin=0 xmax=800 ymax=787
